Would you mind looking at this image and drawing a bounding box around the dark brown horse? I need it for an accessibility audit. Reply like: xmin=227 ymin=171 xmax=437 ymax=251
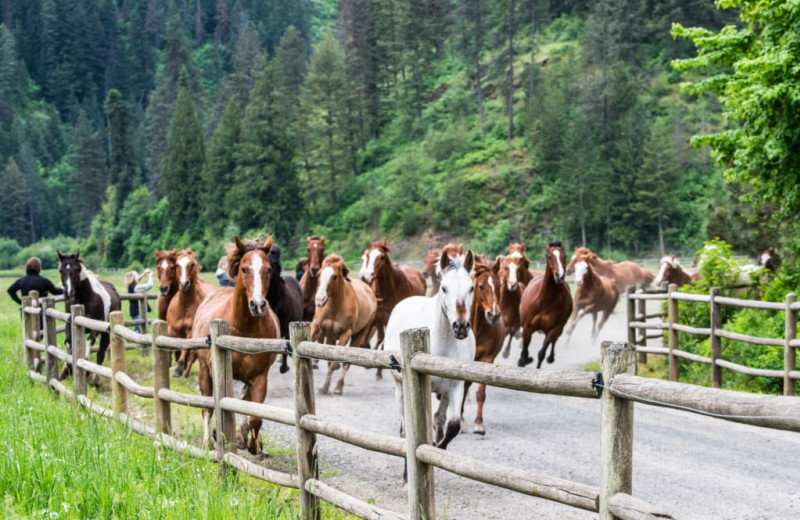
xmin=460 ymin=261 xmax=503 ymax=435
xmin=519 ymin=241 xmax=573 ymax=368
xmin=267 ymin=245 xmax=304 ymax=374
xmin=358 ymin=239 xmax=427 ymax=378
xmin=422 ymin=243 xmax=464 ymax=295
xmin=566 ymin=247 xmax=653 ymax=292
xmin=169 ymin=250 xmax=214 ymax=377
xmin=311 ymin=254 xmax=377 ymax=395
xmin=299 ymin=235 xmax=326 ymax=322
xmin=565 ymin=257 xmax=619 ymax=342
xmin=496 ymin=243 xmax=534 ymax=359
xmin=57 ymin=251 xmax=122 ymax=386
xmin=761 ymin=248 xmax=781 ymax=272
xmin=193 ymin=236 xmax=280 ymax=454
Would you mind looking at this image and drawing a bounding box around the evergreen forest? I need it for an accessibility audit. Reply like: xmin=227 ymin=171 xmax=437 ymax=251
xmin=0 ymin=0 xmax=797 ymax=270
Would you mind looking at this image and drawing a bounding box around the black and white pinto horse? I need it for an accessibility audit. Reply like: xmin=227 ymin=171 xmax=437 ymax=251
xmin=58 ymin=251 xmax=121 ymax=385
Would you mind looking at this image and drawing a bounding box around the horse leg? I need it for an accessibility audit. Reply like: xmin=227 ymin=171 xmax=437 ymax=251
xmin=198 ymin=352 xmax=214 ymax=449
xmin=334 ymin=363 xmax=350 ymax=395
xmin=433 ymin=392 xmax=448 ymax=445
xmin=518 ymin=326 xmax=534 ymax=367
xmin=474 ymin=383 xmax=487 ymax=435
xmin=375 ymin=324 xmax=386 ymax=380
xmin=180 ymin=350 xmax=197 ymax=378
xmin=536 ymin=341 xmax=549 ymax=369
xmin=173 ymin=349 xmax=187 ymax=377
xmin=590 ymin=312 xmax=599 ymax=341
xmin=92 ymin=332 xmax=109 ymax=387
xmin=279 ymin=353 xmax=290 ymax=374
xmin=320 ymin=361 xmax=336 ymax=395
xmin=241 ymin=377 xmax=267 ymax=454
xmin=501 ymin=330 xmax=513 ymax=359
xmin=435 ymin=384 xmax=462 ymax=450
xmin=460 ymin=380 xmax=473 ymax=431
xmin=596 ymin=309 xmax=612 ymax=337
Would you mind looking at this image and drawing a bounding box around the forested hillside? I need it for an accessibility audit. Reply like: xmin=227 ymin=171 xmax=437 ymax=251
xmin=0 ymin=0 xmax=769 ymax=269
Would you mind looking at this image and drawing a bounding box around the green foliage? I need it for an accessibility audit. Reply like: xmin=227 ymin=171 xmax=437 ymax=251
xmin=0 ymin=238 xmax=22 ymax=269
xmin=14 ymin=236 xmax=81 ymax=270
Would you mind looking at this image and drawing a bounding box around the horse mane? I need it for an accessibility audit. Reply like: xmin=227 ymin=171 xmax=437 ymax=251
xmin=322 ymin=254 xmax=351 ymax=280
xmin=226 ymin=236 xmax=273 ymax=278
xmin=370 ymin=239 xmax=391 ymax=253
xmin=548 ymin=241 xmax=563 ymax=248
xmin=472 ymin=261 xmax=493 ymax=278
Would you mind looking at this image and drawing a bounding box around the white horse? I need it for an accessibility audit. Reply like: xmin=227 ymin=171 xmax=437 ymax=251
xmin=384 ymin=250 xmax=476 ymax=482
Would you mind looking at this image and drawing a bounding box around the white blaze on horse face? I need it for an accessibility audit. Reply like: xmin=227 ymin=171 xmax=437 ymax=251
xmin=360 ymin=248 xmax=382 ymax=282
xmin=553 ymin=249 xmax=564 ymax=279
xmin=655 ymin=257 xmax=670 ymax=286
xmin=507 ymin=262 xmax=519 ymax=290
xmin=250 ymin=254 xmax=264 ymax=301
xmin=574 ymin=260 xmax=588 ymax=285
xmin=509 ymin=251 xmax=524 ymax=260
xmin=65 ymin=275 xmax=72 ymax=297
xmin=177 ymin=256 xmax=192 ymax=286
xmin=761 ymin=252 xmax=770 ymax=266
xmin=161 ymin=260 xmax=168 ymax=271
xmin=487 ymin=276 xmax=499 ymax=313
xmin=315 ymin=266 xmax=334 ymax=307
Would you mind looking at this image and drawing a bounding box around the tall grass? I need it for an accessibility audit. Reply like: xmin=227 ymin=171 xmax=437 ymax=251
xmin=0 ymin=271 xmax=352 ymax=519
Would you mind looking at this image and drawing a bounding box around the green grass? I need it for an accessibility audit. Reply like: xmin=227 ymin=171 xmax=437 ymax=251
xmin=0 ymin=270 xmax=355 ymax=519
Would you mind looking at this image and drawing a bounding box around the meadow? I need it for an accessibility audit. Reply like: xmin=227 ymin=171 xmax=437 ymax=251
xmin=0 ymin=269 xmax=353 ymax=519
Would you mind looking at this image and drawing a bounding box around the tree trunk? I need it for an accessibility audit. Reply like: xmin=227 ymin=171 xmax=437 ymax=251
xmin=475 ymin=0 xmax=485 ymax=134
xmin=326 ymin=109 xmax=337 ymax=207
xmin=658 ymin=215 xmax=665 ymax=257
xmin=507 ymin=0 xmax=515 ymax=141
xmin=528 ymin=0 xmax=535 ymax=105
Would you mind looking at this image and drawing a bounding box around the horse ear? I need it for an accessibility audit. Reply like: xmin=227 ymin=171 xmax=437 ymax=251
xmin=493 ymin=256 xmax=503 ymax=274
xmin=57 ymin=250 xmax=63 ymax=262
xmin=320 ymin=235 xmax=325 ymax=243
xmin=235 ymin=236 xmax=245 ymax=252
xmin=76 ymin=248 xmax=80 ymax=260
xmin=439 ymin=250 xmax=451 ymax=273
xmin=263 ymin=236 xmax=274 ymax=252
xmin=341 ymin=263 xmax=349 ymax=278
xmin=464 ymin=251 xmax=474 ymax=273
xmin=154 ymin=248 xmax=159 ymax=257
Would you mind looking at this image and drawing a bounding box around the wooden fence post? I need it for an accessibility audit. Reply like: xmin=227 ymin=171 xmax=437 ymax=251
xmin=21 ymin=295 xmax=34 ymax=370
xmin=138 ymin=288 xmax=150 ymax=356
xmin=637 ymin=291 xmax=647 ymax=364
xmin=151 ymin=319 xmax=171 ymax=434
xmin=42 ymin=297 xmax=58 ymax=387
xmin=29 ymin=290 xmax=41 ymax=372
xmin=668 ymin=283 xmax=679 ymax=382
xmin=709 ymin=287 xmax=722 ymax=389
xmin=785 ymin=293 xmax=797 ymax=396
xmin=71 ymin=305 xmax=87 ymax=397
xmin=401 ymin=327 xmax=435 ymax=520
xmin=110 ymin=311 xmax=127 ymax=416
xmin=291 ymin=322 xmax=320 ymax=520
xmin=599 ymin=340 xmax=636 ymax=520
xmin=211 ymin=319 xmax=236 ymax=473
xmin=626 ymin=285 xmax=636 ymax=349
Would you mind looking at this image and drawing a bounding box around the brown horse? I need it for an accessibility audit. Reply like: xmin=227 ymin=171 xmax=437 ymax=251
xmin=460 ymin=261 xmax=503 ymax=435
xmin=299 ymin=235 xmax=326 ymax=322
xmin=565 ymin=257 xmax=619 ymax=342
xmin=169 ymin=250 xmax=215 ymax=377
xmin=193 ymin=236 xmax=280 ymax=454
xmin=155 ymin=249 xmax=181 ymax=363
xmin=495 ymin=243 xmax=534 ymax=359
xmin=358 ymin=239 xmax=427 ymax=378
xmin=761 ymin=248 xmax=781 ymax=272
xmin=519 ymin=241 xmax=573 ymax=368
xmin=566 ymin=247 xmax=652 ymax=292
xmin=311 ymin=255 xmax=377 ymax=395
xmin=653 ymin=255 xmax=700 ymax=288
xmin=422 ymin=243 xmax=464 ymax=295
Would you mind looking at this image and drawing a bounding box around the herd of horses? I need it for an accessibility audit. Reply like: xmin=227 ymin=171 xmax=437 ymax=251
xmin=52 ymin=240 xmax=781 ymax=474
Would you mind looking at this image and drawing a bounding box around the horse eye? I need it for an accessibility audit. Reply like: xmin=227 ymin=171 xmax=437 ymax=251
xmin=441 ymin=287 xmax=447 ymax=293
xmin=242 ymin=267 xmax=248 ymax=274
xmin=478 ymin=284 xmax=484 ymax=289
xmin=332 ymin=275 xmax=338 ymax=280
xmin=469 ymin=286 xmax=474 ymax=292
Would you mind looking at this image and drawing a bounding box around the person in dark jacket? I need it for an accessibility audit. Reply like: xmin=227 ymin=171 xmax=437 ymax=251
xmin=7 ymin=257 xmax=64 ymax=341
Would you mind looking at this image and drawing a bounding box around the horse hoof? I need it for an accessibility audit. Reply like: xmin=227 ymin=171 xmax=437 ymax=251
xmin=333 ymin=386 xmax=343 ymax=395
xmin=547 ymin=355 xmax=555 ymax=364
xmin=375 ymin=372 xmax=383 ymax=381
xmin=473 ymin=424 xmax=485 ymax=435
xmin=312 ymin=360 xmax=319 ymax=370
xmin=279 ymin=364 xmax=290 ymax=374
xmin=90 ymin=374 xmax=101 ymax=388
xmin=517 ymin=358 xmax=526 ymax=367
xmin=319 ymin=386 xmax=329 ymax=395
xmin=501 ymin=348 xmax=510 ymax=359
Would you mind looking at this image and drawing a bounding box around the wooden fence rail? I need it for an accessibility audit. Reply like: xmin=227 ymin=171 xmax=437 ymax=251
xmin=19 ymin=297 xmax=800 ymax=520
xmin=627 ymin=284 xmax=799 ymax=396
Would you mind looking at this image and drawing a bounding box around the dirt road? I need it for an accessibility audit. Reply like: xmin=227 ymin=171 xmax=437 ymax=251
xmin=257 ymin=294 xmax=800 ymax=519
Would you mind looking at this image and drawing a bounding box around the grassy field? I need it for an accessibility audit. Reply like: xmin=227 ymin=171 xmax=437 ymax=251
xmin=0 ymin=269 xmax=352 ymax=519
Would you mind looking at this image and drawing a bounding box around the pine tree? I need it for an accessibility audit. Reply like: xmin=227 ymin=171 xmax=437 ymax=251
xmin=104 ymin=88 xmax=139 ymax=224
xmin=68 ymin=111 xmax=108 ymax=237
xmin=0 ymin=158 xmax=29 ymax=243
xmin=230 ymin=58 xmax=300 ymax=245
xmin=200 ymin=98 xmax=240 ymax=235
xmin=161 ymin=68 xmax=205 ymax=232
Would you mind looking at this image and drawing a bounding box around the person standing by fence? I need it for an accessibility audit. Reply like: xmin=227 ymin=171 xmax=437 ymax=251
xmin=7 ymin=257 xmax=64 ymax=336
xmin=125 ymin=269 xmax=153 ymax=333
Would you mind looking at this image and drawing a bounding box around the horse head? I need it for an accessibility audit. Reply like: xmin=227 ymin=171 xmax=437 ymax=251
xmin=439 ymin=250 xmax=475 ymax=339
xmin=306 ymin=235 xmax=325 ymax=278
xmin=574 ymin=259 xmax=590 ymax=286
xmin=566 ymin=246 xmax=592 ymax=275
xmin=57 ymin=250 xmax=83 ymax=301
xmin=229 ymin=236 xmax=273 ymax=317
xmin=654 ymin=255 xmax=678 ymax=287
xmin=472 ymin=261 xmax=500 ymax=325
xmin=314 ymin=254 xmax=350 ymax=308
xmin=761 ymin=248 xmax=781 ymax=271
xmin=155 ymin=249 xmax=178 ymax=296
xmin=359 ymin=239 xmax=391 ymax=285
xmin=501 ymin=243 xmax=529 ymax=292
xmin=176 ymin=249 xmax=200 ymax=292
xmin=544 ymin=241 xmax=567 ymax=285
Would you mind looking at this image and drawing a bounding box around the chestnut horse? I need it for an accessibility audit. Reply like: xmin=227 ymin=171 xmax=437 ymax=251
xmin=311 ymin=254 xmax=377 ymax=395
xmin=422 ymin=243 xmax=464 ymax=295
xmin=267 ymin=245 xmax=304 ymax=374
xmin=359 ymin=239 xmax=427 ymax=378
xmin=654 ymin=255 xmax=700 ymax=288
xmin=495 ymin=243 xmax=534 ymax=359
xmin=460 ymin=260 xmax=503 ymax=435
xmin=566 ymin=247 xmax=653 ymax=292
xmin=155 ymin=249 xmax=181 ymax=364
xmin=519 ymin=241 xmax=573 ymax=368
xmin=299 ymin=235 xmax=326 ymax=321
xmin=57 ymin=251 xmax=122 ymax=386
xmin=169 ymin=250 xmax=215 ymax=377
xmin=192 ymin=236 xmax=281 ymax=454
xmin=565 ymin=258 xmax=619 ymax=342
xmin=385 ymin=251 xmax=475 ymax=483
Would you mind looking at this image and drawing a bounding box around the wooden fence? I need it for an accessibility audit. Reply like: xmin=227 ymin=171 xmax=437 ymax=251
xmin=18 ymin=291 xmax=800 ymax=520
xmin=627 ymin=284 xmax=799 ymax=395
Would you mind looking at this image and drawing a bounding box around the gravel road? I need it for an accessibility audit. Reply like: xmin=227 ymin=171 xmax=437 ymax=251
xmin=256 ymin=295 xmax=800 ymax=520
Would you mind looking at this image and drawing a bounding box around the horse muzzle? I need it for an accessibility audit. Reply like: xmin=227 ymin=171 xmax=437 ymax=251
xmin=507 ymin=281 xmax=518 ymax=292
xmin=179 ymin=281 xmax=192 ymax=291
xmin=452 ymin=320 xmax=471 ymax=340
xmin=248 ymin=300 xmax=268 ymax=316
xmin=360 ymin=273 xmax=374 ymax=284
xmin=315 ymin=295 xmax=328 ymax=307
xmin=310 ymin=267 xmax=320 ymax=278
xmin=554 ymin=274 xmax=565 ymax=285
xmin=159 ymin=286 xmax=170 ymax=296
xmin=485 ymin=311 xmax=500 ymax=325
